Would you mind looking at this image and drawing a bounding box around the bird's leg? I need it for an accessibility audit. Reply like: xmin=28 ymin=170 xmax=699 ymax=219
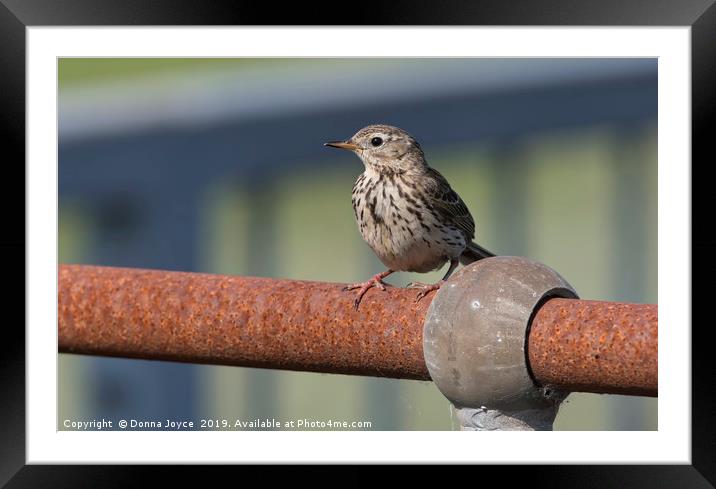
xmin=408 ymin=259 xmax=459 ymax=302
xmin=343 ymin=269 xmax=394 ymax=310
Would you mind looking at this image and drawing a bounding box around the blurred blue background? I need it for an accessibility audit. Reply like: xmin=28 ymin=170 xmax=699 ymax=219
xmin=58 ymin=58 xmax=657 ymax=430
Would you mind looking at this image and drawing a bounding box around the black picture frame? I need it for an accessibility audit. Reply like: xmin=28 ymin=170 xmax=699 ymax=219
xmin=3 ymin=0 xmax=714 ymax=484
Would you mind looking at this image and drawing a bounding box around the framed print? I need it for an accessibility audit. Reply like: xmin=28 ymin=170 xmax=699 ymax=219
xmin=4 ymin=0 xmax=715 ymax=483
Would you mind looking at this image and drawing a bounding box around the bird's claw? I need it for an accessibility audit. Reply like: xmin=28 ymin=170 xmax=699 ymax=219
xmin=408 ymin=281 xmax=444 ymax=302
xmin=342 ymin=281 xmax=388 ymax=292
xmin=345 ymin=283 xmax=388 ymax=292
xmin=343 ymin=277 xmax=391 ymax=309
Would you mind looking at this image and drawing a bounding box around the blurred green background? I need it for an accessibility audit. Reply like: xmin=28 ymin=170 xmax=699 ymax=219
xmin=59 ymin=58 xmax=657 ymax=430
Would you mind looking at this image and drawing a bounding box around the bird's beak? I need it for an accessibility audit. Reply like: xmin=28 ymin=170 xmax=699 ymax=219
xmin=324 ymin=140 xmax=359 ymax=151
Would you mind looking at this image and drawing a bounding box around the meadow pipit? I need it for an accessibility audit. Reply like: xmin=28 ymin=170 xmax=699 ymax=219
xmin=325 ymin=124 xmax=495 ymax=309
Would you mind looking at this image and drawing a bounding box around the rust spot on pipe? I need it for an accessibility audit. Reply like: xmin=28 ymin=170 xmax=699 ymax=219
xmin=58 ymin=264 xmax=433 ymax=380
xmin=528 ymin=299 xmax=657 ymax=396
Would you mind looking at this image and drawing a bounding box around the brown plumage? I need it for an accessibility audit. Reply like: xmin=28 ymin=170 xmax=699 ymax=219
xmin=325 ymin=124 xmax=495 ymax=308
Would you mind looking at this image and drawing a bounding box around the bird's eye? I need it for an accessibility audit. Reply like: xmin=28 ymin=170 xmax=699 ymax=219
xmin=371 ymin=137 xmax=383 ymax=147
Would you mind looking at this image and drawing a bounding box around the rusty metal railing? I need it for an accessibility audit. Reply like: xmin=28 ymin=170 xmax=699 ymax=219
xmin=58 ymin=259 xmax=657 ymax=430
xmin=58 ymin=264 xmax=430 ymax=380
xmin=529 ymin=299 xmax=657 ymax=397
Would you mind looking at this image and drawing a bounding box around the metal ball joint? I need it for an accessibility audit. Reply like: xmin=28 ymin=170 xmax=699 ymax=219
xmin=423 ymin=256 xmax=578 ymax=431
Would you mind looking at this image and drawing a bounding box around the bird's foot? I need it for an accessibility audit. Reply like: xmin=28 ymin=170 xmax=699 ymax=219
xmin=343 ymin=274 xmax=393 ymax=310
xmin=407 ymin=280 xmax=445 ymax=302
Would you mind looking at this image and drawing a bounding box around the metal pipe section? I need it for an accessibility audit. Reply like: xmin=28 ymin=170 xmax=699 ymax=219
xmin=528 ymin=299 xmax=657 ymax=397
xmin=58 ymin=264 xmax=657 ymax=397
xmin=58 ymin=264 xmax=432 ymax=380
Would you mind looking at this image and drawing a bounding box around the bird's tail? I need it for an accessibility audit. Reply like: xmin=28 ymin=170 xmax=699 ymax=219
xmin=459 ymin=241 xmax=496 ymax=265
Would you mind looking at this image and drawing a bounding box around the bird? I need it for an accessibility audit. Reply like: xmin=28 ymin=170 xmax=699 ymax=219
xmin=324 ymin=124 xmax=495 ymax=309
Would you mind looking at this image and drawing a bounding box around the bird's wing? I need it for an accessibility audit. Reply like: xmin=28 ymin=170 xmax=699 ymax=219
xmin=421 ymin=167 xmax=475 ymax=241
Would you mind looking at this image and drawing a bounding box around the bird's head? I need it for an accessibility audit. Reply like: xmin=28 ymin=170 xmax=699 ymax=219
xmin=324 ymin=124 xmax=426 ymax=174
